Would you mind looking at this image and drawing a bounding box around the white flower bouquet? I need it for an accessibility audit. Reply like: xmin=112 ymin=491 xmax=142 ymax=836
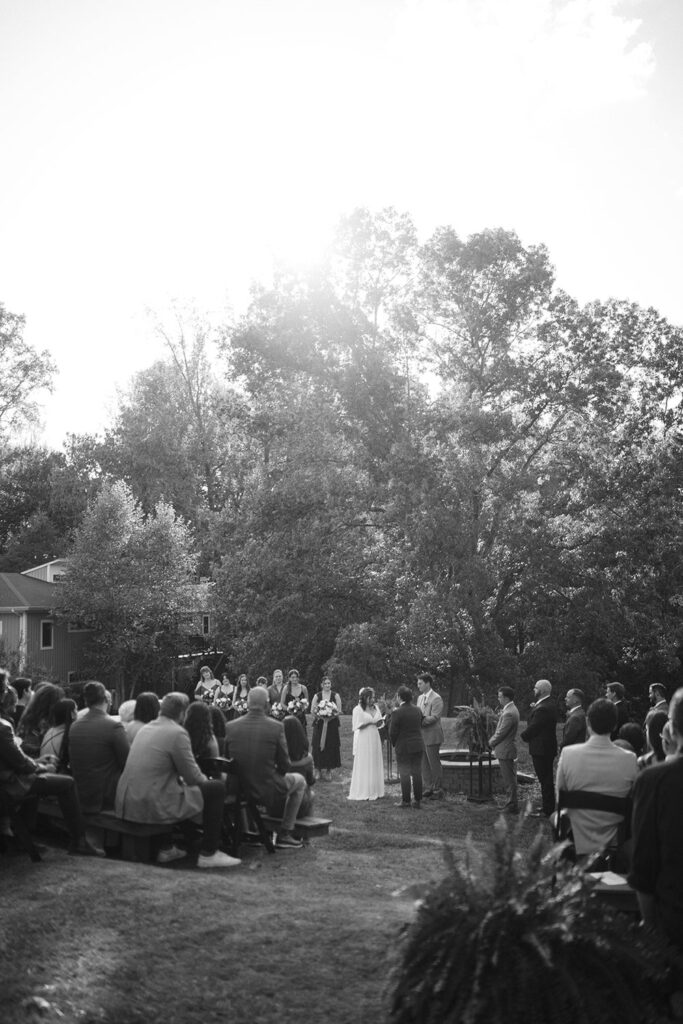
xmin=232 ymin=697 xmax=249 ymax=716
xmin=270 ymin=702 xmax=287 ymax=721
xmin=214 ymin=695 xmax=232 ymax=712
xmin=286 ymin=697 xmax=309 ymax=716
xmin=315 ymin=698 xmax=339 ymax=719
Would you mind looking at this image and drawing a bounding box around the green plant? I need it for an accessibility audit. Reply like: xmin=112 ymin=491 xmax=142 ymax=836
xmin=451 ymin=699 xmax=498 ymax=754
xmin=388 ymin=818 xmax=680 ymax=1024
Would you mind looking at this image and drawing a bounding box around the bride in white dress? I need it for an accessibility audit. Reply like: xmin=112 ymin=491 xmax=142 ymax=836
xmin=348 ymin=687 xmax=385 ymax=800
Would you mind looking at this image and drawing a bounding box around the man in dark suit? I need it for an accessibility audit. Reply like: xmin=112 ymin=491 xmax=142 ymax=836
xmin=69 ymin=681 xmax=130 ymax=814
xmin=225 ymin=686 xmax=311 ymax=850
xmin=488 ymin=686 xmax=520 ymax=814
xmin=520 ymin=678 xmax=558 ymax=817
xmin=605 ymin=682 xmax=630 ymax=739
xmin=561 ymin=689 xmax=587 ymax=749
xmin=389 ymin=685 xmax=425 ymax=808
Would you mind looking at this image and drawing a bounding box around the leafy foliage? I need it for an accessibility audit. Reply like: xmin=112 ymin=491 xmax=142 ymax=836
xmin=388 ymin=819 xmax=680 ymax=1024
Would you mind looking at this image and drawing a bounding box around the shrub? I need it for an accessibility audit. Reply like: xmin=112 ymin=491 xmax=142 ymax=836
xmin=388 ymin=817 xmax=680 ymax=1024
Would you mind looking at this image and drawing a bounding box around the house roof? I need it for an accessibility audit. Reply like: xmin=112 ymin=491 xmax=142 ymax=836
xmin=0 ymin=573 xmax=56 ymax=612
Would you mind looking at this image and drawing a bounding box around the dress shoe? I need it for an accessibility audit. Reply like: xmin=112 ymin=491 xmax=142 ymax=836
xmin=395 ymin=800 xmax=412 ymax=808
xmin=423 ymin=788 xmax=434 ymax=798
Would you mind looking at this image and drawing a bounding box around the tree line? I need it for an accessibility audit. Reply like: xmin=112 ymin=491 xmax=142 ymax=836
xmin=1 ymin=208 xmax=682 ymax=710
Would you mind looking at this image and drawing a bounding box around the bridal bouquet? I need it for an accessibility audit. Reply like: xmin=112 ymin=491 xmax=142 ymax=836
xmin=315 ymin=699 xmax=339 ymax=719
xmin=286 ymin=697 xmax=309 ymax=716
xmin=270 ymin=702 xmax=287 ymax=721
xmin=232 ymin=697 xmax=249 ymax=716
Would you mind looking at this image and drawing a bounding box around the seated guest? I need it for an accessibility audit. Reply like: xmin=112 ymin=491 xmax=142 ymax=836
xmin=116 ymin=700 xmax=136 ymax=727
xmin=0 ymin=676 xmax=100 ymax=857
xmin=16 ymin=683 xmax=65 ymax=756
xmin=115 ymin=692 xmax=239 ymax=869
xmin=617 ymin=723 xmax=645 ymax=758
xmin=629 ymin=687 xmax=683 ymax=950
xmin=126 ymin=692 xmax=160 ymax=743
xmin=555 ymin=698 xmax=638 ymax=860
xmin=40 ymin=698 xmax=77 ymax=773
xmin=209 ymin=706 xmax=227 ymax=754
xmin=283 ymin=714 xmax=315 ymax=787
xmin=638 ymin=710 xmax=668 ymax=769
xmin=225 ymin=686 xmax=311 ymax=850
xmin=185 ymin=701 xmax=220 ymax=761
xmin=11 ymin=677 xmax=33 ymax=728
xmin=69 ymin=682 xmax=129 ymax=813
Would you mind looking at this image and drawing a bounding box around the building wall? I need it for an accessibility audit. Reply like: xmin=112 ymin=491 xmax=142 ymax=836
xmin=18 ymin=613 xmax=93 ymax=682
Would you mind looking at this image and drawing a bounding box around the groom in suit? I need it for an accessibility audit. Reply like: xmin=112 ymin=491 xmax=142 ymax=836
xmin=488 ymin=686 xmax=520 ymax=814
xmin=417 ymin=672 xmax=444 ymax=800
xmin=389 ymin=686 xmax=425 ymax=808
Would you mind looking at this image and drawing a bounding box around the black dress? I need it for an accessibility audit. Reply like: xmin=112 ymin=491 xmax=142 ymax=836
xmin=281 ymin=685 xmax=309 ymax=732
xmin=311 ymin=691 xmax=342 ymax=770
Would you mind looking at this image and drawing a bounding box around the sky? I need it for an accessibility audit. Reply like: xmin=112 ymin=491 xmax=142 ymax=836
xmin=1 ymin=0 xmax=682 ymax=447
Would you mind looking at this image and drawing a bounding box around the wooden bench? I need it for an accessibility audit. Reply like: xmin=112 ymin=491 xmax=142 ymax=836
xmin=260 ymin=814 xmax=332 ymax=843
xmin=38 ymin=800 xmax=174 ymax=863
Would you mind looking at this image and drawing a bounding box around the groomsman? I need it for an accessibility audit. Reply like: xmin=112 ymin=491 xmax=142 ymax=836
xmin=521 ymin=679 xmax=558 ymax=817
xmin=561 ymin=689 xmax=587 ymax=749
xmin=488 ymin=687 xmax=520 ymax=814
xmin=417 ymin=673 xmax=444 ymax=800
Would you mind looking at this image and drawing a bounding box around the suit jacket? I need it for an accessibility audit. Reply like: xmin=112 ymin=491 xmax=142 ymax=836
xmin=562 ymin=707 xmax=587 ymax=749
xmin=555 ymin=733 xmax=637 ymax=855
xmin=225 ymin=709 xmax=293 ymax=807
xmin=417 ymin=689 xmax=444 ymax=747
xmin=0 ymin=717 xmax=39 ymax=802
xmin=489 ymin=702 xmax=519 ymax=760
xmin=611 ymin=700 xmax=630 ymax=740
xmin=69 ymin=707 xmax=130 ymax=813
xmin=389 ymin=703 xmax=425 ymax=759
xmin=520 ymin=697 xmax=558 ymax=758
xmin=115 ymin=715 xmax=205 ymax=823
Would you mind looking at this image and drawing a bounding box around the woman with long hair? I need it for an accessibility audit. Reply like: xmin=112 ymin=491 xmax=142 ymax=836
xmin=40 ymin=698 xmax=77 ymax=773
xmin=184 ymin=701 xmax=219 ymax=761
xmin=280 ymin=669 xmax=309 ymax=732
xmin=17 ymin=682 xmax=65 ymax=757
xmin=194 ymin=665 xmax=218 ymax=703
xmin=311 ymin=676 xmax=342 ymax=780
xmin=348 ymin=687 xmax=385 ymax=801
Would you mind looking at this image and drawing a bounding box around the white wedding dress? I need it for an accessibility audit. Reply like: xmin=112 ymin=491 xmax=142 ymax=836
xmin=348 ymin=705 xmax=385 ymax=800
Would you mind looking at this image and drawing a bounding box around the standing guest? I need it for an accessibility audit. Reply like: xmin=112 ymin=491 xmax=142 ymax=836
xmin=389 ymin=685 xmax=424 ymax=808
xmin=40 ymin=698 xmax=78 ymax=773
xmin=555 ymin=698 xmax=637 ymax=859
xmin=644 ymin=685 xmax=668 ymax=750
xmin=184 ymin=701 xmax=220 ymax=760
xmin=194 ymin=665 xmax=218 ymax=703
xmin=348 ymin=687 xmax=385 ymax=801
xmin=488 ymin=686 xmax=520 ymax=815
xmin=311 ymin=677 xmax=342 ymax=780
xmin=267 ymin=669 xmax=285 ymax=707
xmin=520 ymin=679 xmax=558 ymax=818
xmin=16 ymin=683 xmax=65 ymax=756
xmin=281 ymin=669 xmax=309 ymax=732
xmin=126 ymin=692 xmax=160 ymax=743
xmin=416 ymin=673 xmax=444 ymax=800
xmin=605 ymin=682 xmax=630 ymax=739
xmin=629 ymin=687 xmax=683 ymax=950
xmin=561 ymin=689 xmax=587 ymax=749
xmin=225 ymin=686 xmax=310 ymax=850
xmin=69 ymin=681 xmax=129 ymax=813
xmin=116 ymin=692 xmax=240 ymax=869
xmin=638 ymin=710 xmax=669 ymax=769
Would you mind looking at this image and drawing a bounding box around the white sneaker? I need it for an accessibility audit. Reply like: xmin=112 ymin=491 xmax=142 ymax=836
xmin=197 ymin=850 xmax=241 ymax=869
xmin=157 ymin=845 xmax=186 ymax=864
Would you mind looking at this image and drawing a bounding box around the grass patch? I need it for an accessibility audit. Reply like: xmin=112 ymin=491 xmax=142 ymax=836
xmin=2 ymin=715 xmax=547 ymax=1024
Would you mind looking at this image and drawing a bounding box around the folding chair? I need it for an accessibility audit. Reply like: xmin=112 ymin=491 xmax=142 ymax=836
xmin=554 ymin=789 xmax=632 ymax=872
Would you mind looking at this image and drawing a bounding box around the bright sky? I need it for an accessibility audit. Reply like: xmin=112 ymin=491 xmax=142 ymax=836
xmin=1 ymin=0 xmax=682 ymax=447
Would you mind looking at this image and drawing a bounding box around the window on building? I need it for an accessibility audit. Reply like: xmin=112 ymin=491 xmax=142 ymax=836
xmin=202 ymin=614 xmax=211 ymax=636
xmin=41 ymin=620 xmax=54 ymax=650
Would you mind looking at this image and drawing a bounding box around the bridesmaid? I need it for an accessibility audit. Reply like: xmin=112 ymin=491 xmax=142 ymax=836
xmin=311 ymin=677 xmax=342 ymax=780
xmin=280 ymin=669 xmax=309 ymax=732
xmin=267 ymin=669 xmax=285 ymax=708
xmin=194 ymin=665 xmax=218 ymax=702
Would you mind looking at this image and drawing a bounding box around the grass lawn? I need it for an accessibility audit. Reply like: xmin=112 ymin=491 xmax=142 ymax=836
xmin=1 ymin=716 xmax=548 ymax=1024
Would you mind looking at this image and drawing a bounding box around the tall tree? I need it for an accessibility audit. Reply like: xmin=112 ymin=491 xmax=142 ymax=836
xmin=0 ymin=302 xmax=56 ymax=440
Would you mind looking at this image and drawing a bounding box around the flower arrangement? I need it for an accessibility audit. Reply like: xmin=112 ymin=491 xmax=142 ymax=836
xmin=286 ymin=697 xmax=309 ymax=716
xmin=200 ymin=689 xmax=215 ymax=705
xmin=315 ymin=698 xmax=339 ymax=719
xmin=214 ymin=696 xmax=232 ymax=712
xmin=232 ymin=697 xmax=249 ymax=716
xmin=270 ymin=702 xmax=287 ymax=721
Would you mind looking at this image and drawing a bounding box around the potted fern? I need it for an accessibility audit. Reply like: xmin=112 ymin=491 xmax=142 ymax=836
xmin=451 ymin=699 xmax=498 ymax=755
xmin=388 ymin=818 xmax=681 ymax=1024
